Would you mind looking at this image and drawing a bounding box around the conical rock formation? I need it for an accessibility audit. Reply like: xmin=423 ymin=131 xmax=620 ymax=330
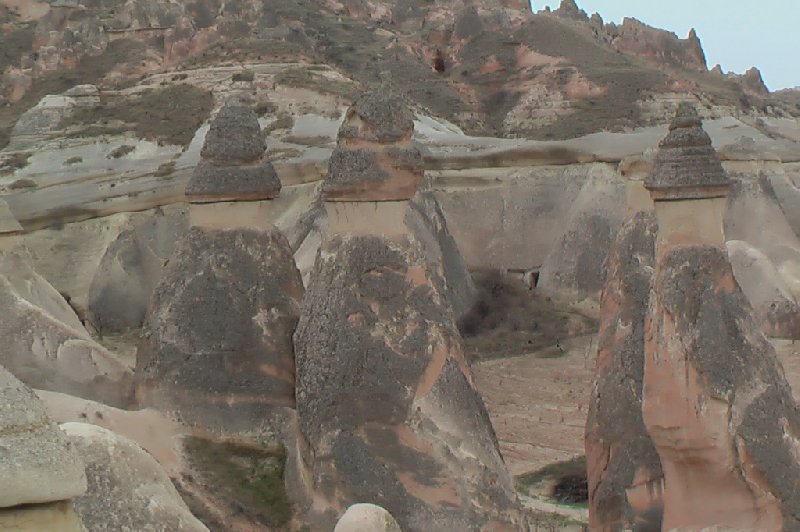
xmin=642 ymin=104 xmax=800 ymax=530
xmin=136 ymin=97 xmax=303 ymax=439
xmin=585 ymin=210 xmax=663 ymax=531
xmin=294 ymin=235 xmax=525 ymax=531
xmin=292 ymin=89 xmax=522 ymax=531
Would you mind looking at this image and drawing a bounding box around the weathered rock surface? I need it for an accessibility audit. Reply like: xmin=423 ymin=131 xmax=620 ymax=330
xmin=293 ymin=234 xmax=525 ymax=531
xmin=725 ymin=173 xmax=800 ymax=302
xmin=87 ymin=207 xmax=188 ymax=335
xmin=406 ymin=187 xmax=476 ymax=318
xmin=0 ymin=365 xmax=86 ymax=508
xmin=0 ymin=197 xmax=22 ymax=233
xmin=136 ymin=226 xmax=303 ymax=438
xmin=608 ymin=19 xmax=707 ymax=72
xmin=323 ymin=90 xmax=424 ymax=201
xmin=334 ymin=503 xmax=402 ymax=532
xmin=642 ymin=104 xmax=800 ymax=530
xmin=63 ymin=422 xmax=208 ymax=532
xmin=644 ymin=246 xmax=800 ymax=530
xmin=538 ymin=164 xmax=626 ymax=301
xmin=727 ymin=240 xmax=800 ymax=339
xmin=0 ymin=240 xmax=134 ymax=407
xmin=585 ymin=210 xmax=663 ymax=531
xmin=187 ymin=97 xmax=281 ymax=202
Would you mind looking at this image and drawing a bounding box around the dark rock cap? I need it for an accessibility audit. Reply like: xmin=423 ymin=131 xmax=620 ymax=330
xmin=323 ymin=89 xmax=423 ymax=201
xmin=199 ymin=97 xmax=266 ymax=165
xmin=645 ymin=103 xmax=730 ymax=200
xmin=187 ymin=160 xmax=281 ymax=203
xmin=188 ymin=97 xmax=280 ymax=202
xmin=340 ymin=90 xmax=415 ymax=144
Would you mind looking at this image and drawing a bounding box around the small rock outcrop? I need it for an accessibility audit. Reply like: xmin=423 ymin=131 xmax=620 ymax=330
xmin=585 ymin=210 xmax=663 ymax=531
xmin=0 ymin=365 xmax=86 ymax=531
xmin=610 ymin=18 xmax=708 ymax=72
xmin=292 ymin=89 xmax=524 ymax=531
xmin=136 ymin=97 xmax=303 ymax=439
xmin=642 ymin=104 xmax=800 ymax=530
xmin=62 ymin=422 xmax=208 ymax=532
xmin=334 ymin=503 xmax=402 ymax=532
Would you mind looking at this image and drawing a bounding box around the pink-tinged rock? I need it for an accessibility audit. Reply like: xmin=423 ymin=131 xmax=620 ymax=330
xmin=322 ymin=90 xmax=424 ymax=202
xmin=586 ymin=210 xmax=663 ymax=531
xmin=293 ymin=234 xmax=525 ymax=531
xmin=643 ymin=245 xmax=800 ymax=531
xmin=135 ymin=226 xmax=303 ymax=438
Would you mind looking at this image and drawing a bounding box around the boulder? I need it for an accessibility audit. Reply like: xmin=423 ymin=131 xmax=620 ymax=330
xmin=334 ymin=503 xmax=402 ymax=532
xmin=62 ymin=422 xmax=208 ymax=532
xmin=0 ymin=365 xmax=86 ymax=508
xmin=585 ymin=211 xmax=663 ymax=531
xmin=136 ymin=226 xmax=303 ymax=438
xmin=293 ymin=234 xmax=525 ymax=531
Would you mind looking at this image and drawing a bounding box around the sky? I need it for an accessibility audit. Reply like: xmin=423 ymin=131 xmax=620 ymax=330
xmin=531 ymin=1 xmax=798 ymax=91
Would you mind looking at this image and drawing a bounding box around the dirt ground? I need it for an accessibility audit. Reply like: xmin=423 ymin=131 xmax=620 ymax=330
xmin=473 ymin=332 xmax=800 ymax=477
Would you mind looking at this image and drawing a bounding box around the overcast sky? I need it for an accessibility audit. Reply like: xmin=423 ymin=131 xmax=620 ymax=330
xmin=532 ymin=1 xmax=797 ymax=91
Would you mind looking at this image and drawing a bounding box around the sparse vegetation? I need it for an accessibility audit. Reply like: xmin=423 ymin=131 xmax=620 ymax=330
xmin=516 ymin=455 xmax=587 ymax=502
xmin=8 ymin=177 xmax=36 ymax=189
xmin=458 ymin=271 xmax=597 ymax=362
xmin=154 ymin=161 xmax=176 ymax=177
xmin=61 ymin=84 xmax=213 ymax=146
xmin=2 ymin=152 xmax=32 ymax=171
xmin=255 ymin=101 xmax=278 ymax=117
xmin=263 ymin=113 xmax=295 ymax=135
xmin=275 ymin=67 xmax=358 ymax=98
xmin=107 ymin=144 xmax=136 ymax=159
xmin=232 ymin=69 xmax=255 ymax=82
xmin=181 ymin=436 xmax=292 ymax=529
xmin=64 ymin=156 xmax=83 ymax=165
xmin=0 ymin=38 xmax=147 ymax=150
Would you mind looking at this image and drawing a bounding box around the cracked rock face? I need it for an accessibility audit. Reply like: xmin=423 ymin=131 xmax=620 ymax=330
xmin=323 ymin=90 xmax=424 ymax=201
xmin=293 ymin=234 xmax=524 ymax=532
xmin=135 ymin=226 xmax=303 ymax=438
xmin=644 ymin=246 xmax=800 ymax=531
xmin=585 ymin=210 xmax=664 ymax=531
xmin=187 ymin=97 xmax=281 ymax=203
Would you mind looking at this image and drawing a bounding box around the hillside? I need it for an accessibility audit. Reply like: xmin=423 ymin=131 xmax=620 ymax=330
xmin=0 ymin=0 xmax=796 ymax=150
